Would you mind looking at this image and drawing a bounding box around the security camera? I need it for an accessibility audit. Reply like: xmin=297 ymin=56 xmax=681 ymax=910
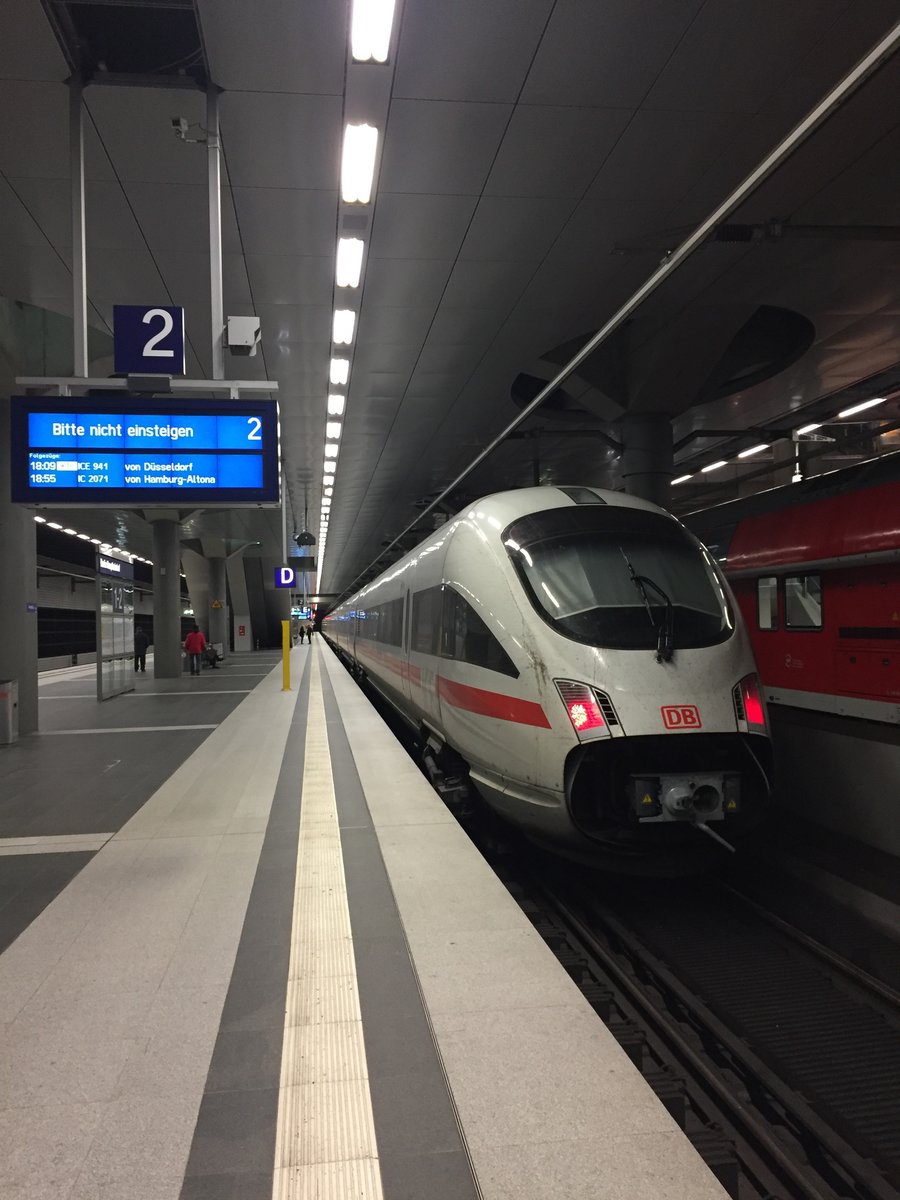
xmin=226 ymin=315 xmax=262 ymax=357
xmin=294 ymin=530 xmax=316 ymax=548
xmin=171 ymin=117 xmax=189 ymax=138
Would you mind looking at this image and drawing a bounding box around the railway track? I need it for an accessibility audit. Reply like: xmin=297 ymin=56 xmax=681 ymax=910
xmin=496 ymin=857 xmax=900 ymax=1200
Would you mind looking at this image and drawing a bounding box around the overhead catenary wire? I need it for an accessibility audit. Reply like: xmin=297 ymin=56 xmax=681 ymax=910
xmin=332 ymin=18 xmax=900 ymax=606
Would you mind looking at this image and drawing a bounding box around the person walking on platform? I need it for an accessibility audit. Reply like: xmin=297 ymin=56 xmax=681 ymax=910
xmin=298 ymin=625 xmax=306 ymax=644
xmin=134 ymin=626 xmax=149 ymax=673
xmin=306 ymin=624 xmax=314 ymax=641
xmin=184 ymin=625 xmax=207 ymax=676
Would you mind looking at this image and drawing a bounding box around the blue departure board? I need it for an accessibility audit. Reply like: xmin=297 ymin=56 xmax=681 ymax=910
xmin=10 ymin=397 xmax=280 ymax=507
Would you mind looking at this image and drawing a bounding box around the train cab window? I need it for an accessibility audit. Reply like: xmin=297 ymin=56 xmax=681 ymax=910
xmin=504 ymin=505 xmax=733 ymax=651
xmin=440 ymin=587 xmax=518 ymax=678
xmin=757 ymin=576 xmax=778 ymax=630
xmin=785 ymin=574 xmax=823 ymax=630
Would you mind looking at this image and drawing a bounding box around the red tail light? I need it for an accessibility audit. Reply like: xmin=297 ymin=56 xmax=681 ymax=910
xmin=739 ymin=673 xmax=767 ymax=733
xmin=555 ymin=680 xmax=608 ymax=738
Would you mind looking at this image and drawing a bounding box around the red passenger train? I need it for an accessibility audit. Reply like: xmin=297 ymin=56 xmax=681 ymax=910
xmin=686 ymin=451 xmax=900 ymax=855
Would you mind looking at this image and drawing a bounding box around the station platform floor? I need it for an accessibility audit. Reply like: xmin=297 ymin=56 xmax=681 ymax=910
xmin=0 ymin=642 xmax=728 ymax=1200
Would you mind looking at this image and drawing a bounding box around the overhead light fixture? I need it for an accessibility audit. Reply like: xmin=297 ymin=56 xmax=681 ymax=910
xmin=324 ymin=485 xmax=333 ymax=496
xmin=738 ymin=443 xmax=769 ymax=458
xmin=330 ymin=359 xmax=349 ymax=385
xmin=63 ymin=527 xmax=77 ymax=535
xmin=333 ymin=309 xmax=356 ymax=345
xmin=325 ymin=443 xmax=339 ymax=459
xmin=351 ymin=0 xmax=396 ymax=62
xmin=838 ymin=397 xmax=885 ymax=418
xmin=327 ymin=393 xmax=346 ymax=415
xmin=796 ymin=423 xmax=821 ymax=435
xmin=341 ymin=123 xmax=378 ymax=203
xmin=701 ymin=461 xmax=727 ymax=474
xmin=33 ymin=515 xmax=47 ymax=523
xmin=324 ymin=462 xmax=336 ymax=475
xmin=48 ymin=521 xmax=63 ymax=529
xmin=77 ymin=533 xmax=90 ymax=540
xmin=325 ymin=421 xmax=342 ymax=439
xmin=90 ymin=538 xmax=101 ymax=545
xmin=671 ymin=475 xmax=693 ymax=485
xmin=336 ymin=238 xmax=364 ymax=288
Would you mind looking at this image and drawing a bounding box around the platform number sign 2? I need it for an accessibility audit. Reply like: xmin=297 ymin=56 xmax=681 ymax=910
xmin=113 ymin=305 xmax=186 ymax=376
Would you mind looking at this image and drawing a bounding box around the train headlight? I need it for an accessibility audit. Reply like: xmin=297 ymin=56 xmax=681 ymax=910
xmin=734 ymin=673 xmax=767 ymax=735
xmin=555 ymin=680 xmax=611 ymax=740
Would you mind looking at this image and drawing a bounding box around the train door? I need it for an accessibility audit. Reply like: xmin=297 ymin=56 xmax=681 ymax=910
xmin=400 ymin=588 xmax=413 ymax=706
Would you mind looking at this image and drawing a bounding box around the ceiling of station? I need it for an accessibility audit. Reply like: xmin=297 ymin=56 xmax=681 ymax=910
xmin=1 ymin=0 xmax=899 ymax=598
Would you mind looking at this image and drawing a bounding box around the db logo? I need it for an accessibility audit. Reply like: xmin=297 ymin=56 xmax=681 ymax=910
xmin=661 ymin=704 xmax=702 ymax=729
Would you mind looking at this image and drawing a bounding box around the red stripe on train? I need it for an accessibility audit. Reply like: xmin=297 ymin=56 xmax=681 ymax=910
xmin=437 ymin=675 xmax=551 ymax=728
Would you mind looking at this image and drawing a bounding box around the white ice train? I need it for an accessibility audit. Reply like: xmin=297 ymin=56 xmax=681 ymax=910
xmin=323 ymin=486 xmax=773 ymax=872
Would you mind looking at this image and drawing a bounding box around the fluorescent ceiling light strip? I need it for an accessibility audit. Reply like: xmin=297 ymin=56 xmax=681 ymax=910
xmin=333 ymin=309 xmax=356 ymax=345
xmin=671 ymin=474 xmax=693 ymax=485
xmin=324 ymin=462 xmax=336 ymax=475
xmin=330 ymin=360 xmax=349 ymax=385
xmin=796 ymin=423 xmax=821 ymax=435
xmin=324 ymin=444 xmax=339 ymax=459
xmin=737 ymin=443 xmax=769 ymax=458
xmin=34 ymin=515 xmax=47 ymax=523
xmin=838 ymin=397 xmax=885 ymax=418
xmin=336 ymin=238 xmax=364 ymax=287
xmin=325 ymin=422 xmax=342 ymax=438
xmin=701 ymin=461 xmax=727 ymax=473
xmin=351 ymin=0 xmax=395 ymax=62
xmin=327 ymin=394 xmax=345 ymax=414
xmin=341 ymin=123 xmax=379 ymax=204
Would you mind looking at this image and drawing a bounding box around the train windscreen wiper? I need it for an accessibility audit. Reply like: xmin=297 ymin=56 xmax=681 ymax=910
xmin=619 ymin=549 xmax=675 ymax=663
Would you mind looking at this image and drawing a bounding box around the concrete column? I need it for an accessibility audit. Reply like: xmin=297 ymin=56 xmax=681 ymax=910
xmin=181 ymin=548 xmax=210 ymax=637
xmin=151 ymin=517 xmax=183 ymax=678
xmin=620 ymin=412 xmax=674 ymax=509
xmin=0 ymin=394 xmax=39 ymax=733
xmin=208 ymin=557 xmax=228 ymax=657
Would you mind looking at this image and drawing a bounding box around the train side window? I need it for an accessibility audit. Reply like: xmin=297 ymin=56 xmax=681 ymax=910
xmin=390 ymin=597 xmax=404 ymax=645
xmin=785 ymin=574 xmax=823 ymax=630
xmin=440 ymin=586 xmax=518 ymax=678
xmin=412 ymin=586 xmax=442 ymax=655
xmin=757 ymin=576 xmax=778 ymax=630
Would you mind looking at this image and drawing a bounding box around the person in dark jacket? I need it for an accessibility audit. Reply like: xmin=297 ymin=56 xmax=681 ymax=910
xmin=134 ymin=626 xmax=149 ymax=672
xmin=184 ymin=625 xmax=207 ymax=676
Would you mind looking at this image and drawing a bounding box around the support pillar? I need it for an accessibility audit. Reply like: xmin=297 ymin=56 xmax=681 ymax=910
xmin=180 ymin=548 xmax=210 ymax=640
xmin=620 ymin=413 xmax=674 ymax=509
xmin=151 ymin=516 xmax=183 ymax=678
xmin=0 ymin=394 xmax=38 ymax=733
xmin=208 ymin=557 xmax=228 ymax=658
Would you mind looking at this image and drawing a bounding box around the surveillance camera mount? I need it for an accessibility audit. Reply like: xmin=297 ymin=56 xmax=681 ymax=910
xmin=171 ymin=117 xmax=209 ymax=145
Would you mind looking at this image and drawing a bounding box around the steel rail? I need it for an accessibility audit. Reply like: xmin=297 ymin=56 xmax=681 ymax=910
xmin=334 ymin=19 xmax=900 ymax=605
xmin=543 ymin=886 xmax=898 ymax=1200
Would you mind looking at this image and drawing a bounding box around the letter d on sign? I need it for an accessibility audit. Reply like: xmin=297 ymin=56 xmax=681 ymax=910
xmin=275 ymin=567 xmax=295 ymax=588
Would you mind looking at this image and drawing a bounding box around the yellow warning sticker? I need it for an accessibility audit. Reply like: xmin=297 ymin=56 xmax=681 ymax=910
xmin=641 ymin=793 xmax=654 ymax=806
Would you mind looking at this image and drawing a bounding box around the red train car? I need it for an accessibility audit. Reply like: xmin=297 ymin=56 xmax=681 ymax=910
xmin=686 ymin=452 xmax=900 ymax=854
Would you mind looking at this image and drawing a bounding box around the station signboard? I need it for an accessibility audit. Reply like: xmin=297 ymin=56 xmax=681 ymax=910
xmin=113 ymin=305 xmax=186 ymax=375
xmin=10 ymin=396 xmax=280 ymax=507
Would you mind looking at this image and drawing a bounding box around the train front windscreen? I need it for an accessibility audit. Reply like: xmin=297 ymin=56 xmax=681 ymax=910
xmin=503 ymin=505 xmax=733 ymax=651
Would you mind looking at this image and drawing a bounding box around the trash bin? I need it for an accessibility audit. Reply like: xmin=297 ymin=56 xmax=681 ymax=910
xmin=0 ymin=679 xmax=19 ymax=746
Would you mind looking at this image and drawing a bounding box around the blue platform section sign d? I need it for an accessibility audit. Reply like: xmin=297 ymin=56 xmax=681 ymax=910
xmin=114 ymin=306 xmax=185 ymax=376
xmin=275 ymin=566 xmax=296 ymax=589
